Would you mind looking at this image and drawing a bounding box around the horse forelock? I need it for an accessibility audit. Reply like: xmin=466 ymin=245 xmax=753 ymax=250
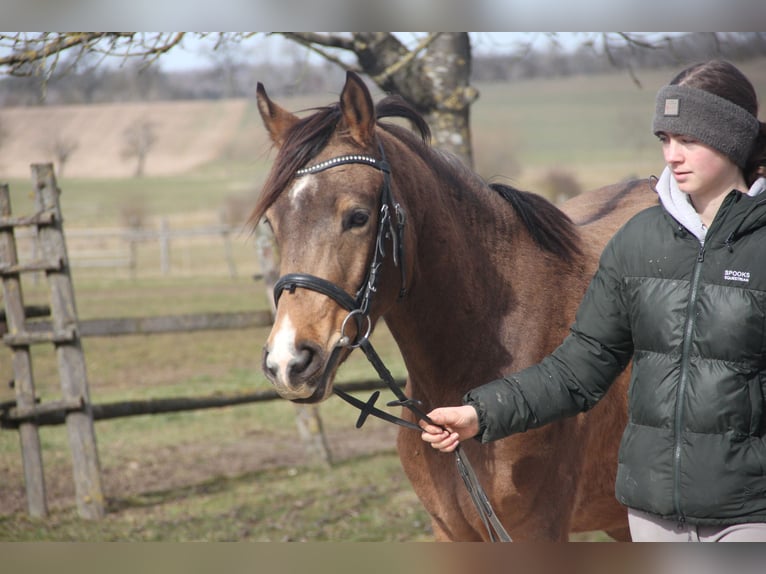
xmin=250 ymin=96 xmax=431 ymax=228
xmin=249 ymin=104 xmax=343 ymax=227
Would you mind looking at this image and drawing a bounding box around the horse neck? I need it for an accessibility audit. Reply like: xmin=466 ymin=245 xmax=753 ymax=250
xmin=382 ymin=156 xmax=581 ymax=405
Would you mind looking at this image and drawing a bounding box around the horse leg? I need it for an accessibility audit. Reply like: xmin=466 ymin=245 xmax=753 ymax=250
xmin=490 ymin=427 xmax=584 ymax=542
xmin=397 ymin=428 xmax=488 ymax=541
xmin=429 ymin=516 xmax=483 ymax=542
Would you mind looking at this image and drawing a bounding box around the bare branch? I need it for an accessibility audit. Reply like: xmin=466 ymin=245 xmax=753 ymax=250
xmin=614 ymin=32 xmax=660 ymax=51
xmin=0 ymin=32 xmax=193 ymax=79
xmin=137 ymin=32 xmax=186 ymax=69
xmin=0 ymin=33 xmax=130 ymax=76
xmin=280 ymin=33 xmax=355 ymax=51
xmin=279 ymin=33 xmax=360 ymax=73
xmin=601 ymin=33 xmax=647 ymax=88
xmin=370 ymin=33 xmax=441 ymax=85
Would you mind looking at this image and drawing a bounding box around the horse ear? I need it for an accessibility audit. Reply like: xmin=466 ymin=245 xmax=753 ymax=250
xmin=256 ymin=82 xmax=298 ymax=148
xmin=340 ymin=71 xmax=376 ymax=146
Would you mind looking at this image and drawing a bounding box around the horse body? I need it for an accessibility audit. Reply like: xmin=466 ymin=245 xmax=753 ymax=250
xmin=253 ymin=72 xmax=658 ymax=541
xmin=382 ymin=168 xmax=645 ymax=541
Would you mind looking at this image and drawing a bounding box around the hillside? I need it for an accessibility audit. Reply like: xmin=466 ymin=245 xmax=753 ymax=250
xmin=1 ymin=59 xmax=764 ymax=189
xmin=0 ymin=99 xmax=254 ymax=179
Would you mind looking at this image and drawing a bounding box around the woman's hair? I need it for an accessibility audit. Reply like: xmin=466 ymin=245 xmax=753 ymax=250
xmin=670 ymin=59 xmax=766 ymax=186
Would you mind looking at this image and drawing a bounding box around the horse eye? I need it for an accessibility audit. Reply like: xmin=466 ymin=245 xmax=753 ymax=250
xmin=344 ymin=210 xmax=370 ymax=230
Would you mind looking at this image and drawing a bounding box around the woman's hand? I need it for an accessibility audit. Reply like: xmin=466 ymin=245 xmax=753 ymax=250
xmin=419 ymin=405 xmax=480 ymax=452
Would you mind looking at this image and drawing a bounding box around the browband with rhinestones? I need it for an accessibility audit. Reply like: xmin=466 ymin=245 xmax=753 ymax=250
xmin=295 ymin=154 xmax=385 ymax=176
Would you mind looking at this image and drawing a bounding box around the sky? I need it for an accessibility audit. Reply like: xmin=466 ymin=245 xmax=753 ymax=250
xmin=155 ymin=33 xmax=645 ymax=72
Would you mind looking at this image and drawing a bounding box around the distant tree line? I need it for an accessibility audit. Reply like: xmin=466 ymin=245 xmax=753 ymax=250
xmin=474 ymin=32 xmax=766 ymax=83
xmin=2 ymin=32 xmax=764 ymax=107
xmin=0 ymin=49 xmax=350 ymax=106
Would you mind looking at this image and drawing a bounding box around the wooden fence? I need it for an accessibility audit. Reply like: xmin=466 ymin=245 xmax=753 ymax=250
xmin=13 ymin=219 xmax=246 ymax=277
xmin=1 ymin=166 xmax=404 ymax=520
xmin=0 ymin=304 xmax=402 ymax=515
xmin=2 ymin=166 xmax=104 ymax=519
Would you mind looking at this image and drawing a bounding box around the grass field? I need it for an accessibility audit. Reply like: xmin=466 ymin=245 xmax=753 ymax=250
xmin=0 ymin=272 xmax=416 ymax=541
xmin=2 ymin=60 xmax=764 ymax=541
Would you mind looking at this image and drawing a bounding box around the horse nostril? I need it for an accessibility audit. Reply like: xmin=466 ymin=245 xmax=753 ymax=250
xmin=288 ymin=342 xmax=319 ymax=378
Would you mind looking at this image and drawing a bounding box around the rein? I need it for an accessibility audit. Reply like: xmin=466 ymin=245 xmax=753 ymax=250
xmin=272 ymin=141 xmax=512 ymax=543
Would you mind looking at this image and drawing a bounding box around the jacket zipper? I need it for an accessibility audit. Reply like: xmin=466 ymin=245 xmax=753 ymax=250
xmin=673 ymin=241 xmax=705 ymax=523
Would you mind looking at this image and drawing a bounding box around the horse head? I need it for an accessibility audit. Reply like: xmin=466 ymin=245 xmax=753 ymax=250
xmin=252 ymin=72 xmax=416 ymax=403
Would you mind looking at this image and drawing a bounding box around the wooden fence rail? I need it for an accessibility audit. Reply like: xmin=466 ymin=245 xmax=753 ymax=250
xmin=13 ymin=220 xmax=244 ymax=276
xmin=0 ymin=379 xmax=405 ymax=428
xmin=13 ymin=309 xmax=273 ymax=338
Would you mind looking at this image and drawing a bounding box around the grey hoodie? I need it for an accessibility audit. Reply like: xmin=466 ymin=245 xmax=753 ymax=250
xmin=654 ymin=166 xmax=766 ymax=244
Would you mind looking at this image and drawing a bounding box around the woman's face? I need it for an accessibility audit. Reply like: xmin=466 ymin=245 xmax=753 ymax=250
xmin=658 ymin=132 xmax=745 ymax=202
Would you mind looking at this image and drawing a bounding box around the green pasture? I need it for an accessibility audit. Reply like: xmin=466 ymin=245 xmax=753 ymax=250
xmin=5 ymin=59 xmax=765 ymax=229
xmin=1 ymin=169 xmax=265 ymax=227
xmin=3 ymin=63 xmax=764 ymax=541
xmin=0 ymin=273 xmax=419 ymax=541
xmin=473 ymin=60 xmax=766 ymax=192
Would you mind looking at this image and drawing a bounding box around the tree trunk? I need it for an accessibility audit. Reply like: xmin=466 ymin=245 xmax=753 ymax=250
xmin=350 ymin=32 xmax=478 ymax=167
xmin=419 ymin=33 xmax=478 ymax=167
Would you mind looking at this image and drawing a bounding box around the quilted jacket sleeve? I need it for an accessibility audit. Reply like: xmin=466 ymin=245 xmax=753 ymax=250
xmin=464 ymin=234 xmax=635 ymax=443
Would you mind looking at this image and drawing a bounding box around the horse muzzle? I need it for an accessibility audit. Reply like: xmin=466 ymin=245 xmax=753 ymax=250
xmin=261 ymin=337 xmax=342 ymax=403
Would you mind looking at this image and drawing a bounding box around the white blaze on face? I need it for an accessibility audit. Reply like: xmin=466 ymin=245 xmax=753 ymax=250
xmin=289 ymin=175 xmax=317 ymax=208
xmin=266 ymin=313 xmax=299 ymax=389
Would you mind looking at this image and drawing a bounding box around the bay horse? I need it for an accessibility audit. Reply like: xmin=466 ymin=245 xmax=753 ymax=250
xmin=251 ymin=71 xmax=658 ymax=541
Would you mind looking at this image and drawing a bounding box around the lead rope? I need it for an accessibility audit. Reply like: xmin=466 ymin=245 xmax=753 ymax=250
xmin=333 ymin=337 xmax=512 ymax=542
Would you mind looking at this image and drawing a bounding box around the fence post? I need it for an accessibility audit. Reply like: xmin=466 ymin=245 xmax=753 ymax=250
xmin=32 ymin=164 xmax=105 ymax=519
xmin=253 ymin=220 xmax=333 ymax=467
xmin=127 ymin=230 xmax=138 ymax=279
xmin=0 ymin=184 xmax=48 ymax=518
xmin=218 ymin=213 xmax=238 ymax=279
xmin=159 ymin=217 xmax=170 ymax=275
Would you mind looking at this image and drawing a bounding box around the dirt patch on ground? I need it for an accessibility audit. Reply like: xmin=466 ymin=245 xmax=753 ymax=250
xmin=0 ymin=423 xmax=399 ymax=516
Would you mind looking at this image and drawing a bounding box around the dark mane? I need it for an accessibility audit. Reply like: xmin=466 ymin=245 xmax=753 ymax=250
xmin=376 ymin=99 xmax=583 ymax=263
xmin=490 ymin=183 xmax=583 ymax=262
xmin=376 ymin=95 xmax=432 ymax=143
xmin=250 ymin=94 xmax=582 ymax=263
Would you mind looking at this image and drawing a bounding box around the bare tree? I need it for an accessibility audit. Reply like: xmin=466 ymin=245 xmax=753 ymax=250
xmin=121 ymin=118 xmax=157 ymax=177
xmin=0 ymin=32 xmax=730 ymax=167
xmin=119 ymin=195 xmax=148 ymax=230
xmin=204 ymin=40 xmax=247 ymax=99
xmin=279 ymin=33 xmax=477 ymax=164
xmin=0 ymin=114 xmax=8 ymax=153
xmin=44 ymin=133 xmax=79 ymax=177
xmin=274 ymin=32 xmax=668 ymax=166
xmin=0 ymin=33 xmax=186 ymax=76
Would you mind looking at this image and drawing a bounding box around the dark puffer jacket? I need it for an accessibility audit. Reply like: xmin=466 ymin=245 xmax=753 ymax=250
xmin=465 ymin=188 xmax=766 ymax=525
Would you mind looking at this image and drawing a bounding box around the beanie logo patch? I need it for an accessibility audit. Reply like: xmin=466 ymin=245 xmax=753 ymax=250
xmin=664 ymin=98 xmax=680 ymax=116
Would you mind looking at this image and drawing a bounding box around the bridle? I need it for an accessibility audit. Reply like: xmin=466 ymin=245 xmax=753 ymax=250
xmin=271 ymin=140 xmax=512 ymax=542
xmin=275 ymin=141 xmax=406 ymax=323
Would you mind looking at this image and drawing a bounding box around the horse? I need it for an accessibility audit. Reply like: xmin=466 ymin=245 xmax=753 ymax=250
xmin=250 ymin=71 xmax=658 ymax=541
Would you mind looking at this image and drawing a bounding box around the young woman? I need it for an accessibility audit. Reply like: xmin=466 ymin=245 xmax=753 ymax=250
xmin=420 ymin=59 xmax=766 ymax=542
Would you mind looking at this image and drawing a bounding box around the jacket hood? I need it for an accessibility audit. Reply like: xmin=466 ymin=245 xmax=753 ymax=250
xmin=654 ymin=166 xmax=766 ymax=243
